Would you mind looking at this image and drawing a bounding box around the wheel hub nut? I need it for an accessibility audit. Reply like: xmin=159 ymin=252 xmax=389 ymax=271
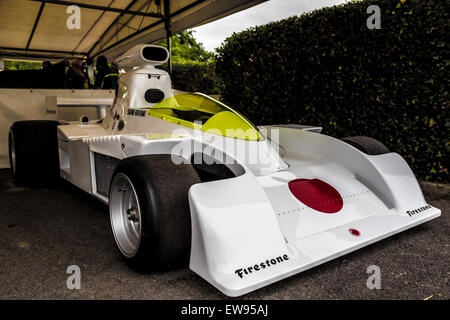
xmin=127 ymin=208 xmax=138 ymax=221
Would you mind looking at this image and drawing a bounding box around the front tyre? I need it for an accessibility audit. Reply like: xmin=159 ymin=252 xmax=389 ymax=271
xmin=109 ymin=155 xmax=200 ymax=271
xmin=341 ymin=136 xmax=390 ymax=155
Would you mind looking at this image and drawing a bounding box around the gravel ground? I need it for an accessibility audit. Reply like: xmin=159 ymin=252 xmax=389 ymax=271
xmin=0 ymin=169 xmax=448 ymax=300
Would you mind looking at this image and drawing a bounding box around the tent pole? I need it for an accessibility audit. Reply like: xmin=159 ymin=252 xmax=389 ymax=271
xmin=166 ymin=32 xmax=172 ymax=76
xmin=164 ymin=0 xmax=172 ymax=76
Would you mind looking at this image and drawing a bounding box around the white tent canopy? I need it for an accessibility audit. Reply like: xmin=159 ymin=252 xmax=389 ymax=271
xmin=0 ymin=0 xmax=266 ymax=61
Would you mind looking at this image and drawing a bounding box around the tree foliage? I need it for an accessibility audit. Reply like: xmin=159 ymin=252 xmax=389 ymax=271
xmin=157 ymin=30 xmax=217 ymax=93
xmin=158 ymin=30 xmax=214 ymax=63
xmin=4 ymin=60 xmax=42 ymax=70
xmin=216 ymin=0 xmax=449 ymax=182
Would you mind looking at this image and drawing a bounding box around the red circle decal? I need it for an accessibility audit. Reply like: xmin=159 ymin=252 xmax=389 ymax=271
xmin=288 ymin=178 xmax=343 ymax=214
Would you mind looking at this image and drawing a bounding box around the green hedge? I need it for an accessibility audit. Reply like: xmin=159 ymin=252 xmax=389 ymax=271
xmin=215 ymin=0 xmax=449 ymax=182
xmin=158 ymin=61 xmax=218 ymax=94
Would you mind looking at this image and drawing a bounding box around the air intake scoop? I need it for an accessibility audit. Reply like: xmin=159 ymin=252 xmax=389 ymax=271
xmin=114 ymin=44 xmax=169 ymax=69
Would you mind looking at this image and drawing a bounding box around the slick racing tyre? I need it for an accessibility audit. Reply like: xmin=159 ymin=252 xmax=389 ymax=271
xmin=341 ymin=136 xmax=390 ymax=155
xmin=109 ymin=154 xmax=200 ymax=271
xmin=9 ymin=120 xmax=60 ymax=186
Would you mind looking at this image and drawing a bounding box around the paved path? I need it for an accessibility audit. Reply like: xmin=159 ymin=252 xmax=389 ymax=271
xmin=0 ymin=169 xmax=448 ymax=299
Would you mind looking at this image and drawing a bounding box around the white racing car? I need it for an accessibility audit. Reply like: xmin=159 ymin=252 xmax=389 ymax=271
xmin=8 ymin=44 xmax=440 ymax=297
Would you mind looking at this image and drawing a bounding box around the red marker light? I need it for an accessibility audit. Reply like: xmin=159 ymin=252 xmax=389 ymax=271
xmin=349 ymin=228 xmax=361 ymax=237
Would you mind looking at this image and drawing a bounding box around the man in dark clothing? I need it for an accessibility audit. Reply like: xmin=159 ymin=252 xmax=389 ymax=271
xmin=95 ymin=55 xmax=118 ymax=90
xmin=67 ymin=59 xmax=87 ymax=89
xmin=42 ymin=61 xmax=52 ymax=70
xmin=42 ymin=59 xmax=68 ymax=88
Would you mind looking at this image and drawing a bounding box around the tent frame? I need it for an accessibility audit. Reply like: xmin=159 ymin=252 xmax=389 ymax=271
xmin=5 ymin=0 xmax=210 ymax=71
xmin=0 ymin=0 xmax=266 ymax=74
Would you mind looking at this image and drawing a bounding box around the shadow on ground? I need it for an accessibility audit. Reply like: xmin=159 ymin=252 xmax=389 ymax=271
xmin=0 ymin=169 xmax=448 ymax=299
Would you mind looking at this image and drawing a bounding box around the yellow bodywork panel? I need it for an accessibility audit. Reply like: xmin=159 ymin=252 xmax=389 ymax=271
xmin=147 ymin=93 xmax=262 ymax=140
xmin=202 ymin=111 xmax=260 ymax=140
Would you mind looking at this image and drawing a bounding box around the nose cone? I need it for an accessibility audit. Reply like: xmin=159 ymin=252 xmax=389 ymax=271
xmin=288 ymin=178 xmax=343 ymax=214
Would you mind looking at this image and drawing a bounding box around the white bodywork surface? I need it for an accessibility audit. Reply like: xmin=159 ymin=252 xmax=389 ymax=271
xmin=58 ymin=117 xmax=440 ymax=297
xmin=54 ymin=45 xmax=440 ymax=297
xmin=189 ymin=127 xmax=440 ymax=296
xmin=0 ymin=89 xmax=114 ymax=168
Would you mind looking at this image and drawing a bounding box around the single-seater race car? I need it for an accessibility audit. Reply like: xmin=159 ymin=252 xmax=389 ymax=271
xmin=8 ymin=44 xmax=440 ymax=297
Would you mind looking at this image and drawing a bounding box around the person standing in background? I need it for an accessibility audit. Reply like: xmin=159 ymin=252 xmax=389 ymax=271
xmin=66 ymin=59 xmax=86 ymax=89
xmin=94 ymin=55 xmax=118 ymax=90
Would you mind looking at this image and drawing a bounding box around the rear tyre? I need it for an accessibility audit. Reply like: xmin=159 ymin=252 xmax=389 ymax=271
xmin=109 ymin=155 xmax=201 ymax=271
xmin=341 ymin=136 xmax=390 ymax=155
xmin=8 ymin=120 xmax=60 ymax=186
